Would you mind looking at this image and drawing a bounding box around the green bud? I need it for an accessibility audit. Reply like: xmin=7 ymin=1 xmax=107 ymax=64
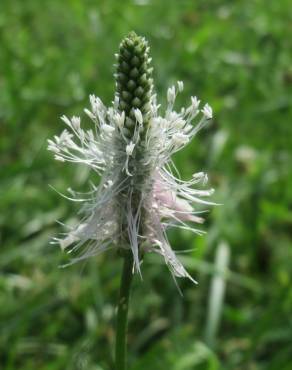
xmin=121 ymin=91 xmax=132 ymax=102
xmin=135 ymin=86 xmax=144 ymax=97
xmin=131 ymin=56 xmax=140 ymax=66
xmin=132 ymin=97 xmax=141 ymax=108
xmin=129 ymin=68 xmax=139 ymax=79
xmin=115 ymin=31 xmax=153 ymax=139
xmin=127 ymin=80 xmax=136 ymax=91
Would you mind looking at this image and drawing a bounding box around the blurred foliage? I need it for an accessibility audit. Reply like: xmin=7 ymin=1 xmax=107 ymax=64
xmin=1 ymin=0 xmax=292 ymax=369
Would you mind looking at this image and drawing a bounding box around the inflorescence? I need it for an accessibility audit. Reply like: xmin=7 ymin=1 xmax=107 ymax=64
xmin=48 ymin=32 xmax=214 ymax=282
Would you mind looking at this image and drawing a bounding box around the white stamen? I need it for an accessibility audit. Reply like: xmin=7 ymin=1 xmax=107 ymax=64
xmin=134 ymin=108 xmax=143 ymax=125
xmin=84 ymin=108 xmax=95 ymax=120
xmin=173 ymin=118 xmax=185 ymax=129
xmin=114 ymin=95 xmax=119 ymax=109
xmin=115 ymin=111 xmax=125 ymax=128
xmin=191 ymin=96 xmax=200 ymax=110
xmin=55 ymin=155 xmax=65 ymax=162
xmin=61 ymin=115 xmax=71 ymax=127
xmin=172 ymin=133 xmax=189 ymax=146
xmin=177 ymin=81 xmax=184 ymax=92
xmin=101 ymin=124 xmax=115 ymax=134
xmin=48 ymin=144 xmax=60 ymax=154
xmin=71 ymin=116 xmax=81 ymax=130
xmin=167 ymin=86 xmax=176 ymax=104
xmin=126 ymin=141 xmax=135 ymax=156
xmin=202 ymin=103 xmax=213 ymax=119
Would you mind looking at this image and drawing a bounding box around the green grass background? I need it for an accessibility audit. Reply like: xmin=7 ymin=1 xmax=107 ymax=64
xmin=1 ymin=1 xmax=292 ymax=369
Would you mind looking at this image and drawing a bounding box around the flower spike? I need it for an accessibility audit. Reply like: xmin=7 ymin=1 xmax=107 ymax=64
xmin=48 ymin=32 xmax=215 ymax=282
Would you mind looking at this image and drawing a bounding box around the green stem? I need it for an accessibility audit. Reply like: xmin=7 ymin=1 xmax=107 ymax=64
xmin=115 ymin=252 xmax=134 ymax=370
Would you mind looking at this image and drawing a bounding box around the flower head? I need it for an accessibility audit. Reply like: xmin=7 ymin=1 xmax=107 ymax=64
xmin=48 ymin=32 xmax=215 ymax=282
